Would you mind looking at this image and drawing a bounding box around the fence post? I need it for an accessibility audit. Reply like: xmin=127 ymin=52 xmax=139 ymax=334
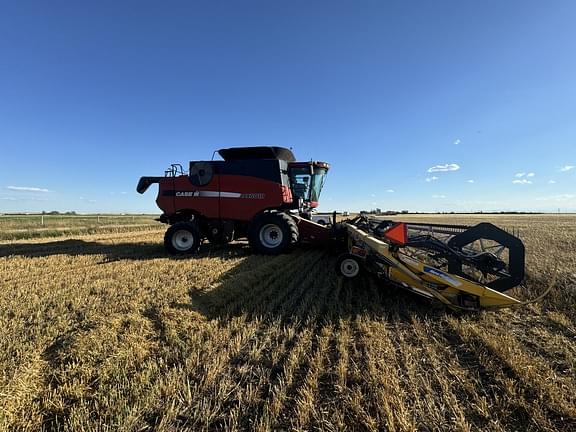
xmin=41 ymin=215 xmax=44 ymax=226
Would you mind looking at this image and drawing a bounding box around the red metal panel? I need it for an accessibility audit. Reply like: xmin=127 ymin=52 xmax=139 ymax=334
xmin=156 ymin=178 xmax=175 ymax=214
xmin=156 ymin=174 xmax=290 ymax=222
xmin=219 ymin=175 xmax=285 ymax=221
xmin=294 ymin=217 xmax=333 ymax=245
xmin=172 ymin=175 xmax=220 ymax=218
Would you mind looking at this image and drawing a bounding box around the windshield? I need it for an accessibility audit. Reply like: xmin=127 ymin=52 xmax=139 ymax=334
xmin=289 ymin=165 xmax=328 ymax=204
xmin=310 ymin=166 xmax=327 ymax=203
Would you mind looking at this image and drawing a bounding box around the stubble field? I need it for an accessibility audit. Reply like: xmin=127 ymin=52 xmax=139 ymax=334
xmin=1 ymin=214 xmax=575 ymax=431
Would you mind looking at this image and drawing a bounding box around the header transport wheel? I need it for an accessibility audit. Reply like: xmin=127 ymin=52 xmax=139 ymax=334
xmin=336 ymin=253 xmax=362 ymax=278
xmin=164 ymin=221 xmax=201 ymax=255
xmin=248 ymin=212 xmax=299 ymax=255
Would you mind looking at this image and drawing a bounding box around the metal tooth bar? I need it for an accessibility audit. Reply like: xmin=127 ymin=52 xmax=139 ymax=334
xmin=403 ymin=223 xmax=471 ymax=235
xmin=363 ymin=218 xmax=471 ymax=239
xmin=403 ymin=221 xmax=471 ymax=229
xmin=406 ymin=226 xmax=466 ymax=236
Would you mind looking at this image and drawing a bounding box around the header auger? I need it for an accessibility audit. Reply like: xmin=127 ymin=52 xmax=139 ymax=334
xmin=138 ymin=146 xmax=532 ymax=311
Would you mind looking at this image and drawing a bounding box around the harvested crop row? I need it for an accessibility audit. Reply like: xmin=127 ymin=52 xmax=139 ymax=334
xmin=1 ymin=215 xmax=575 ymax=431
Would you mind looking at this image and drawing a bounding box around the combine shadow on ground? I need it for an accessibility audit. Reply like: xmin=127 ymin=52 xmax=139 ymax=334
xmin=2 ymin=237 xmax=473 ymax=322
xmin=176 ymin=249 xmax=455 ymax=324
xmin=0 ymin=239 xmax=252 ymax=262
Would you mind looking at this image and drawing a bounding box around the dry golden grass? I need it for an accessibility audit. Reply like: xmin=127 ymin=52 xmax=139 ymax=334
xmin=0 ymin=215 xmax=159 ymax=241
xmin=0 ymin=215 xmax=575 ymax=431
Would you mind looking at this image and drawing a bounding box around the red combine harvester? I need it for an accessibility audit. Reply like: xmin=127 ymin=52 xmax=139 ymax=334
xmin=137 ymin=146 xmax=333 ymax=254
xmin=137 ymin=146 xmax=543 ymax=311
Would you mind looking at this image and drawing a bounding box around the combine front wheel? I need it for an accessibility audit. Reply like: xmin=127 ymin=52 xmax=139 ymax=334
xmin=164 ymin=221 xmax=201 ymax=255
xmin=248 ymin=212 xmax=299 ymax=255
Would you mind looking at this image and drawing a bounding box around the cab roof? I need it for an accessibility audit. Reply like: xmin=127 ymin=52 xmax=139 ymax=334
xmin=218 ymin=146 xmax=296 ymax=162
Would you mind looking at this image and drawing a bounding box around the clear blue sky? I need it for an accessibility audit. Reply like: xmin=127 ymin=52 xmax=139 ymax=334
xmin=1 ymin=0 xmax=575 ymax=213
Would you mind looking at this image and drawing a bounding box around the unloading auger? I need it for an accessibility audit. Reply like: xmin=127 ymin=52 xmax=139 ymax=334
xmin=335 ymin=216 xmax=530 ymax=311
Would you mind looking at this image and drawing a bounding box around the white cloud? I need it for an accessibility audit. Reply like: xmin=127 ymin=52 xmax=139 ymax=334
xmin=514 ymin=172 xmax=534 ymax=180
xmin=370 ymin=193 xmax=376 ymax=198
xmin=548 ymin=180 xmax=556 ymax=184
xmin=560 ymin=165 xmax=574 ymax=172
xmin=453 ymin=139 xmax=461 ymax=145
xmin=428 ymin=163 xmax=460 ymax=173
xmin=432 ymin=194 xmax=446 ymax=199
xmin=0 ymin=196 xmax=48 ymax=201
xmin=6 ymin=186 xmax=50 ymax=193
xmin=535 ymin=194 xmax=575 ymax=202
xmin=425 ymin=176 xmax=439 ymax=182
xmin=120 ymin=191 xmax=128 ymax=195
xmin=466 ymin=179 xmax=475 ymax=183
xmin=386 ymin=189 xmax=395 ymax=193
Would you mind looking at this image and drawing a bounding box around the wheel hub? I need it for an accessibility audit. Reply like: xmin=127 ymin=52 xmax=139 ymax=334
xmin=172 ymin=229 xmax=194 ymax=251
xmin=259 ymin=224 xmax=283 ymax=248
xmin=340 ymin=258 xmax=360 ymax=278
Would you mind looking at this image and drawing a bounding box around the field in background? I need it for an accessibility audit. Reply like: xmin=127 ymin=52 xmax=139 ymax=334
xmin=0 ymin=214 xmax=161 ymax=240
xmin=1 ymin=214 xmax=575 ymax=431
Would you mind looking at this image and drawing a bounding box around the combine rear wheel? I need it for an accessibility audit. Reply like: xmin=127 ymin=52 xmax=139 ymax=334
xmin=248 ymin=212 xmax=299 ymax=255
xmin=164 ymin=221 xmax=201 ymax=255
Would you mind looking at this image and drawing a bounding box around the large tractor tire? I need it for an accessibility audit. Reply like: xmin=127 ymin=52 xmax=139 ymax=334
xmin=248 ymin=212 xmax=299 ymax=255
xmin=164 ymin=221 xmax=201 ymax=255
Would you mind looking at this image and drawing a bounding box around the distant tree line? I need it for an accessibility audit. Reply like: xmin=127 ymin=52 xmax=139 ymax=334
xmin=360 ymin=209 xmax=409 ymax=215
xmin=359 ymin=210 xmax=548 ymax=215
xmin=41 ymin=211 xmax=77 ymax=215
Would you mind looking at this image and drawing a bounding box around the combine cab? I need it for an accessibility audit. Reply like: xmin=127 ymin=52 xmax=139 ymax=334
xmin=137 ymin=146 xmax=332 ymax=255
